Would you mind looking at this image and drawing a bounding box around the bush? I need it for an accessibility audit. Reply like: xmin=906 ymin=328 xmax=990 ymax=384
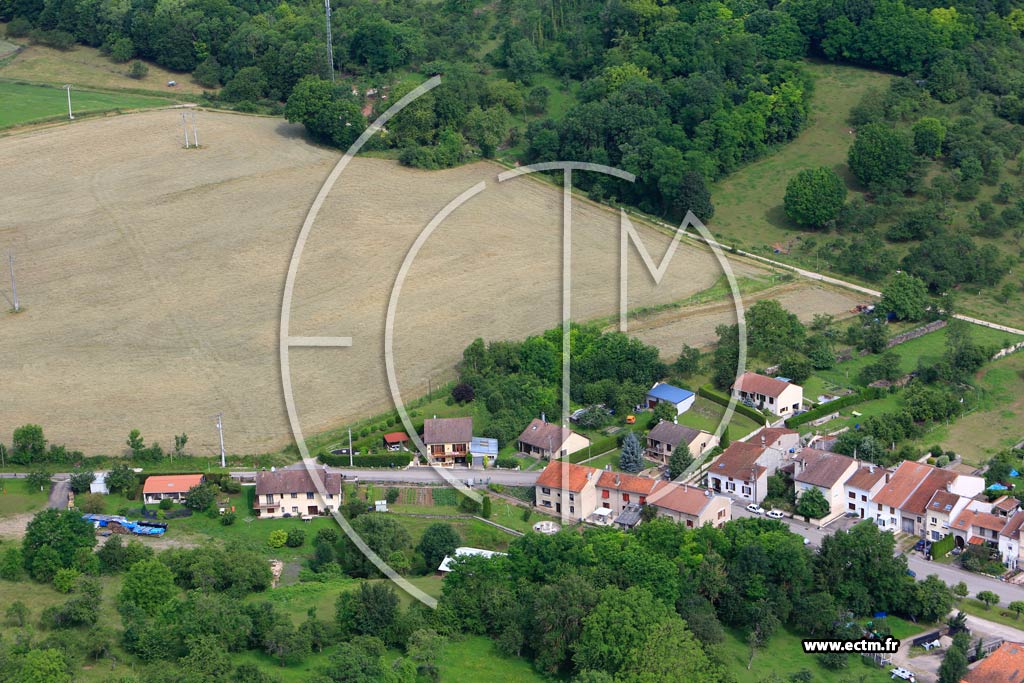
xmin=52 ymin=567 xmax=80 ymax=593
xmin=6 ymin=18 xmax=31 ymax=38
xmin=493 ymin=456 xmax=519 ymax=469
xmin=79 ymin=494 xmax=105 ymax=514
xmin=285 ymin=527 xmax=306 ymax=548
xmin=936 ymin=455 xmax=950 ymax=468
xmin=219 ymin=511 xmax=236 ymax=526
xmin=29 ymin=29 xmax=75 ymax=50
xmin=108 ymin=37 xmax=134 ymax=63
xmin=220 ymin=478 xmax=242 ymax=494
xmin=158 ymin=497 xmax=174 ymax=510
xmin=385 ymin=488 xmax=400 ymax=504
xmin=268 ymin=530 xmax=288 ymax=548
xmin=128 ymin=61 xmax=149 ymax=79
xmin=784 ymin=387 xmax=885 ymax=428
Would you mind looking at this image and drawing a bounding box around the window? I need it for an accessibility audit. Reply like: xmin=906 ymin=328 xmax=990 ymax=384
xmin=306 ymin=492 xmax=315 ymax=500
xmin=849 ymin=492 xmax=855 ymax=499
xmin=291 ymin=493 xmax=297 ymax=499
xmin=639 ymin=497 xmax=646 ymax=505
xmin=861 ymin=495 xmax=866 ymax=501
xmin=686 ymin=520 xmax=693 ymax=528
xmin=849 ymin=503 xmax=856 ymax=511
xmin=569 ymin=506 xmax=575 ymax=514
xmin=931 ymin=517 xmax=937 ymax=525
xmin=718 ymin=509 xmax=726 ymax=519
xmin=291 ymin=506 xmax=298 ymax=513
xmin=890 ymin=506 xmax=895 ymax=514
xmin=569 ymin=493 xmax=574 ymax=501
xmin=877 ymin=503 xmax=882 ymax=511
xmin=542 ymin=501 xmax=551 ymax=508
xmin=602 ymin=490 xmax=609 ymax=499
xmin=623 ymin=493 xmax=630 ymax=503
xmin=267 ymin=508 xmax=275 ymax=514
xmin=265 ymin=494 xmax=275 ymax=504
xmin=541 ymin=487 xmax=551 ymax=495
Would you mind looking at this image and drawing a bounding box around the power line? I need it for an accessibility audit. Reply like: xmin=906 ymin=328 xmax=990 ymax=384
xmin=324 ymin=0 xmax=335 ymax=81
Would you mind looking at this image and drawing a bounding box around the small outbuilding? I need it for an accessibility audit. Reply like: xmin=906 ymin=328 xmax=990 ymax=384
xmin=645 ymin=383 xmax=695 ymax=415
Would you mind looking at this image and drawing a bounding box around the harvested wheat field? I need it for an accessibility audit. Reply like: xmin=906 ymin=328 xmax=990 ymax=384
xmin=2 ymin=108 xmax=779 ymax=455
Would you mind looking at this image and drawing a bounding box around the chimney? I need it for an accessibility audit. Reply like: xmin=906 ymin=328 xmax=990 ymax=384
xmin=615 ymin=474 xmax=621 ymax=487
xmin=682 ymin=483 xmax=688 ymax=493
xmin=869 ymin=464 xmax=875 ymax=474
xmin=945 ymin=482 xmax=951 ymax=492
xmin=885 ymin=472 xmax=891 ymax=483
xmin=541 ymin=412 xmax=546 ymax=423
xmin=761 ymin=434 xmax=766 ymax=447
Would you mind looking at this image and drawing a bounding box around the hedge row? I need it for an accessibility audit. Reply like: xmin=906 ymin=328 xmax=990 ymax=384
xmin=697 ymin=385 xmax=767 ymax=424
xmin=784 ymin=387 xmax=886 ymax=429
xmin=317 ymin=452 xmax=412 ymax=468
xmin=931 ymin=533 xmax=955 ymax=559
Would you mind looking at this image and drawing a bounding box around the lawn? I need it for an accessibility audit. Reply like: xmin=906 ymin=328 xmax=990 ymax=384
xmin=956 ymin=598 xmax=1024 ymax=632
xmin=678 ymin=396 xmax=763 ymax=442
xmin=807 ymin=393 xmax=906 ymax=434
xmin=0 ymin=80 xmax=171 ymax=129
xmin=817 ymin=322 xmax=1021 ymax=391
xmin=918 ymin=351 xmax=1024 ymax=464
xmin=0 ymin=483 xmax=48 ymax=516
xmin=718 ymin=627 xmax=894 ymax=683
xmin=708 ymin=61 xmax=893 ymax=254
xmin=436 ymin=636 xmax=546 ymax=683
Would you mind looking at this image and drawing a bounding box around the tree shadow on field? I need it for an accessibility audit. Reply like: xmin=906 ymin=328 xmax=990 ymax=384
xmin=764 ymin=204 xmax=792 ymax=232
xmin=275 ymin=121 xmax=307 ymax=139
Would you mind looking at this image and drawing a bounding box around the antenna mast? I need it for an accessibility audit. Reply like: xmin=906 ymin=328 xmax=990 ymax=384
xmin=324 ymin=0 xmax=335 ymax=81
xmin=213 ymin=413 xmax=225 ymax=468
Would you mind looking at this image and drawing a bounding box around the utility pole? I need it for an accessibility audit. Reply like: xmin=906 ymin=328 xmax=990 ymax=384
xmin=190 ymin=111 xmax=199 ymax=148
xmin=181 ymin=112 xmax=190 ymax=148
xmin=213 ymin=413 xmax=225 ymax=468
xmin=8 ymin=253 xmax=19 ymax=312
xmin=324 ymin=0 xmax=335 ymax=82
xmin=64 ymin=85 xmax=73 ymax=120
xmin=348 ymin=428 xmax=353 ymax=467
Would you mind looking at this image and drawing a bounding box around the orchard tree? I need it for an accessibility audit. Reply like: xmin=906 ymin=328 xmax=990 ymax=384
xmin=119 ymin=559 xmax=177 ymax=615
xmin=127 ymin=429 xmax=145 ymax=458
xmin=1009 ymin=600 xmax=1024 ymax=619
xmin=880 ymin=272 xmax=929 ymax=321
xmin=784 ymin=167 xmax=846 ymax=228
xmin=673 ymin=344 xmax=702 ymax=377
xmin=68 ymin=470 xmax=95 ymax=495
xmin=335 ymin=582 xmax=400 ymax=644
xmin=105 ymin=463 xmax=136 ymax=496
xmin=670 ymin=171 xmax=714 ymax=222
xmin=184 ymin=483 xmax=217 ymax=511
xmin=977 ymin=590 xmax=1000 ymax=609
xmin=795 ymin=487 xmax=830 ymax=520
xmin=619 ymin=432 xmax=645 ymax=473
xmin=285 ymin=76 xmax=365 ymax=149
xmin=779 ymin=355 xmax=812 ymax=385
xmin=848 ymin=123 xmax=916 ymax=190
xmin=22 ymin=509 xmax=95 ymax=576
xmin=938 ymin=644 xmax=968 ymax=683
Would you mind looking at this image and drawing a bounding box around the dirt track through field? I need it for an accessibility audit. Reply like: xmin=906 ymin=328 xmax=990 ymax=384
xmin=2 ymin=109 xmax=782 ymax=454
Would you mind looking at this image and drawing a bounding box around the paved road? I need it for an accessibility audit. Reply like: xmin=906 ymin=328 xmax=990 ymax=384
xmin=229 ymin=464 xmax=542 ymax=487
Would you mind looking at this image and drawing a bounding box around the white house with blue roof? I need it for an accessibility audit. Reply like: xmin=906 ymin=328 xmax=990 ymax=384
xmin=645 ymin=382 xmax=695 ymax=415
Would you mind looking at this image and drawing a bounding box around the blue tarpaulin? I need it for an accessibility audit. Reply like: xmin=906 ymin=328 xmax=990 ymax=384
xmin=989 ymin=484 xmax=1009 ymax=491
xmin=1012 ymin=470 xmax=1020 ymax=477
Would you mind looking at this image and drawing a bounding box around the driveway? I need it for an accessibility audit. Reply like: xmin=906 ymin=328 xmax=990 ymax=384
xmin=47 ymin=479 xmax=69 ymax=509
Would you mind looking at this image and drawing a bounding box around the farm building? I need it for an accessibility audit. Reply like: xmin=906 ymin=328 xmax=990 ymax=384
xmin=731 ymin=372 xmax=803 ymax=417
xmin=142 ymin=474 xmax=204 ymax=505
xmin=645 ymin=383 xmax=695 ymax=415
xmin=422 ymin=417 xmax=473 ymax=466
xmin=254 ymin=466 xmax=341 ymax=518
xmin=437 ymin=547 xmax=507 ymax=574
xmin=517 ymin=418 xmax=590 ymax=459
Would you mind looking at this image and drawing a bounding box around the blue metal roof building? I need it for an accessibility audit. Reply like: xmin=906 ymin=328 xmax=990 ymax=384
xmin=470 ymin=437 xmax=499 ymax=468
xmin=645 ymin=383 xmax=696 ymax=415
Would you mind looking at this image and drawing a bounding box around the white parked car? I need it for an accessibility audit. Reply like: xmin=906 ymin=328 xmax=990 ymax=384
xmin=922 ymin=639 xmax=941 ymax=651
xmin=802 ymin=537 xmax=811 ymax=546
xmin=766 ymin=510 xmax=785 ymax=519
xmin=746 ymin=503 xmax=765 ymax=515
xmin=890 ymin=667 xmax=916 ymax=682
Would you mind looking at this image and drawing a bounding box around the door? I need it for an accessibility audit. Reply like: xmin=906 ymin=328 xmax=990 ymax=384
xmin=556 ymin=503 xmax=561 ymax=513
xmin=307 ymin=506 xmax=318 ymax=515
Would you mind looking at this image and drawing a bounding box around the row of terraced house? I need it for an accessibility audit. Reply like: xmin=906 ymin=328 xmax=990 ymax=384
xmin=702 ymin=425 xmax=1024 ymax=569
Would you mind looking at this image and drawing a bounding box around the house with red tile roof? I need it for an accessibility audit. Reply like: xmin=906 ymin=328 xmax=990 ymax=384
xmin=1000 ymin=513 xmax=1024 ymax=570
xmin=596 ymin=470 xmax=659 ymax=513
xmin=648 ymin=482 xmax=731 ymax=529
xmin=844 ymin=463 xmax=890 ymax=521
xmin=870 ymin=461 xmax=984 ymax=535
xmin=923 ymin=489 xmax=971 ymax=542
xmin=792 ymin=449 xmax=858 ymax=520
xmin=705 ymin=427 xmax=799 ymax=504
xmin=534 ymin=461 xmax=598 ymax=521
xmin=951 ymin=509 xmax=1007 ymax=550
xmin=142 ymin=474 xmax=204 ymax=505
xmin=731 ymin=372 xmax=803 ymax=417
xmin=962 ymin=640 xmax=1024 ymax=683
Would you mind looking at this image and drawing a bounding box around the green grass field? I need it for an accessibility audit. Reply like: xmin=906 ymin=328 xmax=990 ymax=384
xmin=679 ymin=396 xmax=763 ymax=442
xmin=718 ymin=627 xmax=895 ymax=683
xmin=436 ymin=636 xmax=546 ymax=683
xmin=0 ymin=483 xmax=48 ymax=516
xmin=0 ymin=81 xmax=168 ymax=129
xmin=708 ymin=61 xmax=892 ymax=253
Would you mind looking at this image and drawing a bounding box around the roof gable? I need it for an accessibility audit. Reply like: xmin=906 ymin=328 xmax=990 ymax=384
xmin=794 ymin=451 xmax=857 ymax=489
xmin=518 ymin=419 xmax=573 ymax=450
xmin=255 ymin=468 xmax=341 ymax=496
xmin=535 ymin=461 xmax=595 ymax=493
xmin=710 ymin=442 xmax=768 ymax=480
xmin=423 ymin=417 xmax=473 ymax=445
xmin=647 ymin=421 xmax=701 ymax=447
xmin=733 ymin=372 xmax=796 ymax=398
xmin=597 ymin=470 xmax=659 ymax=495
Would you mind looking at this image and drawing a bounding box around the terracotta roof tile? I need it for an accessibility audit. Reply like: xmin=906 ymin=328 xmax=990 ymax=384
xmin=902 ymin=469 xmax=958 ymax=516
xmin=733 ymin=372 xmax=796 ymax=398
xmin=926 ymin=490 xmax=960 ymax=513
xmin=962 ymin=641 xmax=1024 ymax=683
xmin=517 ymin=419 xmax=574 ymax=450
xmin=597 ymin=470 xmax=659 ymax=495
xmin=951 ymin=509 xmax=1006 ymax=533
xmin=535 ymin=461 xmax=596 ymax=493
xmin=872 ymin=461 xmax=933 ymax=510
xmin=649 ymin=482 xmax=716 ymax=515
xmin=846 ymin=465 xmax=888 ymax=491
xmin=142 ymin=474 xmax=204 ymax=494
xmin=1002 ymin=513 xmax=1024 ymax=540
xmin=710 ymin=442 xmax=768 ymax=480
